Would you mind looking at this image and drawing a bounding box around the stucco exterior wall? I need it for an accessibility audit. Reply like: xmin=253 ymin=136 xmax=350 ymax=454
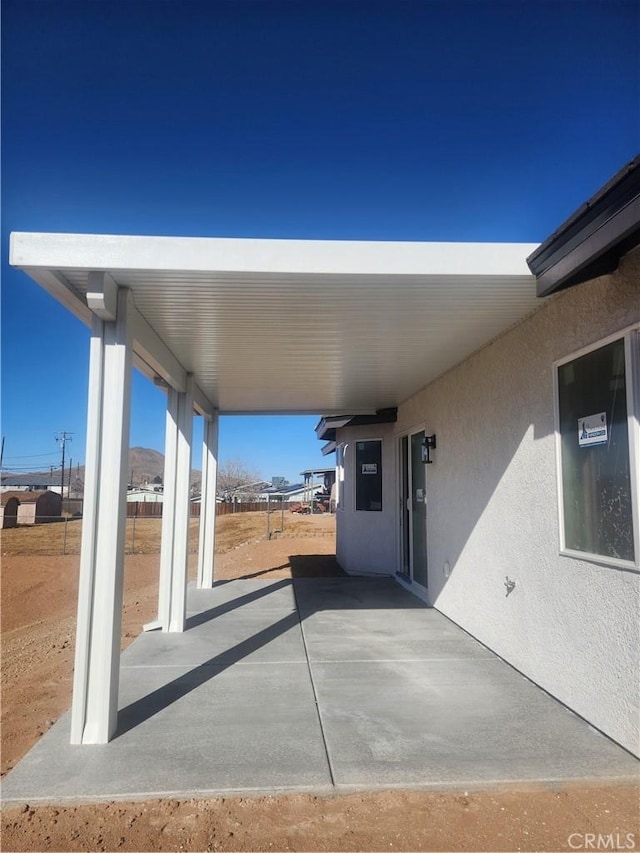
xmin=335 ymin=422 xmax=397 ymax=575
xmin=394 ymin=246 xmax=640 ymax=755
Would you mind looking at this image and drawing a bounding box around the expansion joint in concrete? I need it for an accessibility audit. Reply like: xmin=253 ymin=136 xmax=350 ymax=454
xmin=292 ymin=583 xmax=336 ymax=787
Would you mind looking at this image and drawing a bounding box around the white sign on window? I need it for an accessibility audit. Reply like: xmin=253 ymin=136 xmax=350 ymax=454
xmin=578 ymin=412 xmax=608 ymax=447
xmin=361 ymin=463 xmax=378 ymax=475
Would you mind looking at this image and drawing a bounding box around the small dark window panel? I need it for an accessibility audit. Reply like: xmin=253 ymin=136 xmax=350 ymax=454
xmin=355 ymin=440 xmax=382 ymax=512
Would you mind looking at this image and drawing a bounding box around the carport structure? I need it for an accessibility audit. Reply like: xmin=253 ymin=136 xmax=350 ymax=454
xmin=10 ymin=232 xmax=539 ymax=746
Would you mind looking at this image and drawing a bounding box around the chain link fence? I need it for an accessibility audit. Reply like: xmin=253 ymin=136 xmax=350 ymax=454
xmin=1 ymin=514 xmax=201 ymax=556
xmin=1 ymin=501 xmax=289 ymax=556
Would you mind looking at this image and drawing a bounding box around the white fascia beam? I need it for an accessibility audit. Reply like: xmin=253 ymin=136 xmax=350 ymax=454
xmin=84 ymin=272 xmax=188 ymax=394
xmin=131 ymin=310 xmax=214 ymax=413
xmin=10 ymin=231 xmax=538 ymax=277
xmin=12 ymin=248 xmax=216 ymax=411
xmin=133 ymin=318 xmax=214 ymax=411
xmin=19 ymin=268 xmax=91 ymax=325
xmin=129 ymin=302 xmax=187 ymax=393
xmin=90 ymin=281 xmax=216 ymax=412
xmin=192 ymin=384 xmax=215 ymax=418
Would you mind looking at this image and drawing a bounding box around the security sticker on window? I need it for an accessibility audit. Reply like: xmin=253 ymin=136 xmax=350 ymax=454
xmin=361 ymin=463 xmax=378 ymax=475
xmin=578 ymin=412 xmax=608 ymax=447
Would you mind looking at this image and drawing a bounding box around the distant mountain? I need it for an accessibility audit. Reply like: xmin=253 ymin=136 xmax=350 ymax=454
xmin=2 ymin=447 xmax=202 ymax=493
xmin=128 ymin=447 xmax=166 ymax=485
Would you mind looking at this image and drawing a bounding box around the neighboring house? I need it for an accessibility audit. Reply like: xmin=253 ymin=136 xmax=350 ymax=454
xmin=219 ymin=480 xmax=272 ymax=502
xmin=190 ymin=493 xmax=225 ymax=504
xmin=126 ymin=488 xmax=164 ymax=503
xmin=0 ymin=494 xmax=19 ymax=528
xmin=258 ymin=482 xmax=325 ymax=503
xmin=9 ymin=157 xmax=638 ymax=754
xmin=318 ymin=157 xmax=640 ymax=757
xmin=300 ymin=466 xmax=336 ymax=493
xmin=136 ymin=481 xmax=164 ymax=492
xmin=1 ymin=490 xmax=63 ymax=524
xmin=1 ymin=471 xmax=67 ymax=495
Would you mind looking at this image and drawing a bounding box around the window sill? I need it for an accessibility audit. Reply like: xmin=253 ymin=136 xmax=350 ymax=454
xmin=559 ymin=548 xmax=639 ymax=573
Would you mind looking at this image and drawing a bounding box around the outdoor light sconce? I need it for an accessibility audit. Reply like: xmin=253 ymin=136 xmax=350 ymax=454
xmin=422 ymin=434 xmax=437 ymax=464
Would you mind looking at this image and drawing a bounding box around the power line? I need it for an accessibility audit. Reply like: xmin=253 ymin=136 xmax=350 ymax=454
xmin=3 ymin=451 xmax=60 ymax=460
xmin=0 ymin=466 xmax=64 ymax=472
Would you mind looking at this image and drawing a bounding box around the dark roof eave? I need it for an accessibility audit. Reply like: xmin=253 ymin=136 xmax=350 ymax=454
xmin=527 ymin=155 xmax=640 ymax=297
xmin=316 ymin=408 xmax=397 ymax=442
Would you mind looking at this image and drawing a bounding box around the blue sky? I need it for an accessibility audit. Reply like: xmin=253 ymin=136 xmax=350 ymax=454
xmin=2 ymin=0 xmax=638 ymax=482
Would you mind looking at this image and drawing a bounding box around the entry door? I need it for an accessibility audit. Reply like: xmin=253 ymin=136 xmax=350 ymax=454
xmin=399 ymin=431 xmax=428 ymax=588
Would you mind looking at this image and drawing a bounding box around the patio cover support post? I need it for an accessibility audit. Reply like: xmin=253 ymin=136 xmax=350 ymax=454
xmin=156 ymin=386 xmax=179 ymax=632
xmin=156 ymin=377 xmax=194 ymax=632
xmin=70 ymin=288 xmax=132 ymax=744
xmin=197 ymin=413 xmax=219 ymax=588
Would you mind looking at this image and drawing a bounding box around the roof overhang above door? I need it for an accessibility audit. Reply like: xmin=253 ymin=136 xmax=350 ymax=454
xmin=10 ymin=232 xmax=540 ymax=414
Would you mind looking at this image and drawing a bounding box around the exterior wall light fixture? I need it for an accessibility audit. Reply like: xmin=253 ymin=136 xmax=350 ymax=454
xmin=422 ymin=434 xmax=437 ymax=464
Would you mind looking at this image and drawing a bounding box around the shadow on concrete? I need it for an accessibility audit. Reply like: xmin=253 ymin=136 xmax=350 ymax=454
xmin=116 ymin=608 xmax=301 ymax=738
xmin=232 ymin=554 xmax=346 ymax=581
xmin=288 ymin=554 xmax=346 ymax=577
xmin=118 ymin=574 xmax=428 ymax=736
xmin=185 ymin=579 xmax=291 ymax=629
xmin=230 ymin=563 xmax=291 ymax=580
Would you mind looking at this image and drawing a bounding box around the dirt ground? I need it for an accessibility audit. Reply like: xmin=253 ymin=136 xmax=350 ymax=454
xmin=2 ymin=511 xmax=638 ymax=852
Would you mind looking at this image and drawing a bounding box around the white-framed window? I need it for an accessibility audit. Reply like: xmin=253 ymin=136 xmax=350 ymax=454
xmin=336 ymin=444 xmax=346 ymax=511
xmin=554 ymin=326 xmax=639 ymax=569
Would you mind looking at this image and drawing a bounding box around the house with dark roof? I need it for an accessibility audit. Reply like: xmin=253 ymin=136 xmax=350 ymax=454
xmin=1 ymin=470 xmax=67 ymax=494
xmin=8 ymin=157 xmax=638 ymax=757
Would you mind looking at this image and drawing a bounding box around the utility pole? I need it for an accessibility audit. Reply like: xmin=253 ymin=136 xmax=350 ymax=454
xmin=56 ymin=432 xmax=73 ymax=497
xmin=68 ymin=457 xmax=73 ymax=498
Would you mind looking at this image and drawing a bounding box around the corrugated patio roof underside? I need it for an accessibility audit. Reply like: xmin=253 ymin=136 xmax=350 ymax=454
xmin=11 ymin=234 xmax=540 ymax=414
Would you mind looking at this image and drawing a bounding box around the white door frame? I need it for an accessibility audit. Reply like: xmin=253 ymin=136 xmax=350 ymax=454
xmin=396 ymin=425 xmax=430 ymax=603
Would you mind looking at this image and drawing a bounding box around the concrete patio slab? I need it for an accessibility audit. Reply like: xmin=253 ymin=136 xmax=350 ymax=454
xmin=298 ymin=607 xmax=495 ymax=662
xmin=2 ymin=577 xmax=637 ymax=805
xmin=3 ymin=660 xmax=331 ymax=801
xmin=312 ymin=657 xmax=636 ymax=786
xmin=294 ymin=576 xmax=428 ymax=613
xmin=186 ymin=578 xmax=297 ymax=615
xmin=123 ymin=608 xmax=307 ymax=667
